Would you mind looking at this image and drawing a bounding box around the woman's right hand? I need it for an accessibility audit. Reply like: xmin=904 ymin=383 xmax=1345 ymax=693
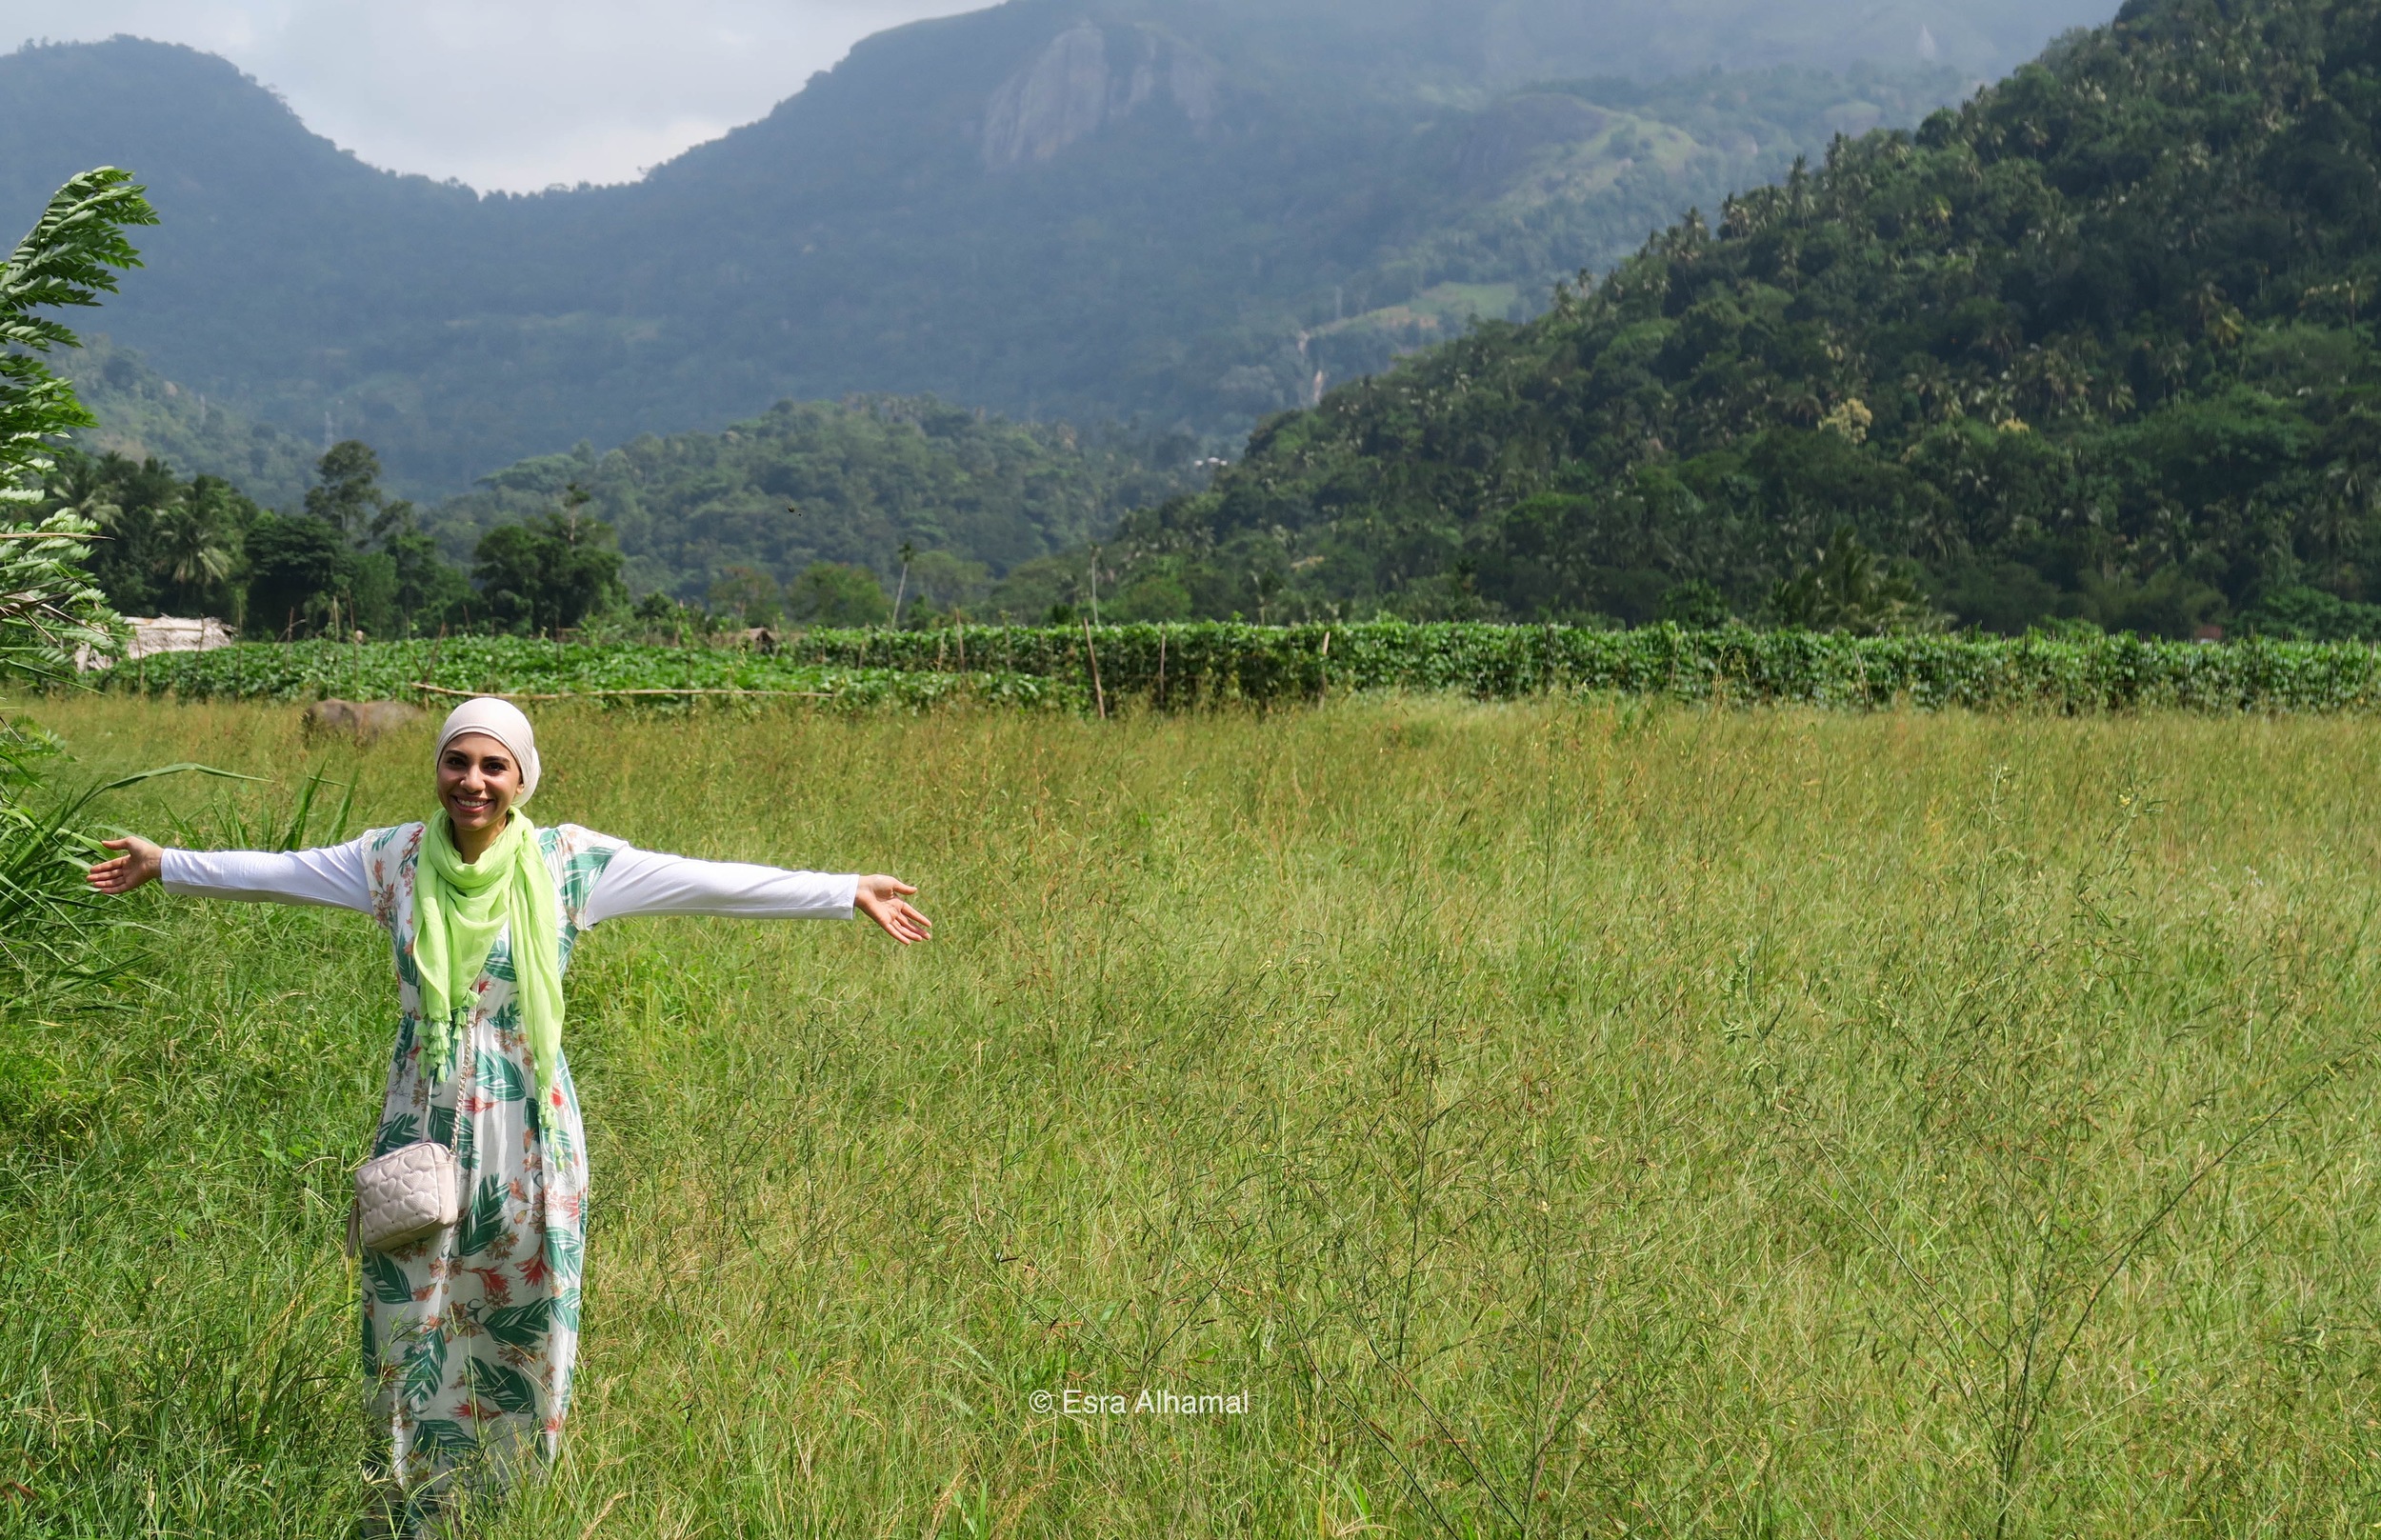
xmin=88 ymin=836 xmax=163 ymax=895
xmin=854 ymin=874 xmax=931 ymax=945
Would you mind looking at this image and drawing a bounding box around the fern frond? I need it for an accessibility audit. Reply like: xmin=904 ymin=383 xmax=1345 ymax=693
xmin=0 ymin=168 xmax=153 ymax=492
xmin=0 ymin=167 xmax=157 ymax=355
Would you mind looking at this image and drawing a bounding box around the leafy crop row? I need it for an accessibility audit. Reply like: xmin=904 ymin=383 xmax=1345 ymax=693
xmin=100 ymin=625 xmax=2381 ymax=714
xmin=102 ymin=635 xmax=1074 ymax=710
xmin=758 ymin=623 xmax=2381 ymax=713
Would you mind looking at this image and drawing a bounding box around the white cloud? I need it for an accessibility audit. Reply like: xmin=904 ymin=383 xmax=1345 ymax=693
xmin=0 ymin=0 xmax=985 ymax=190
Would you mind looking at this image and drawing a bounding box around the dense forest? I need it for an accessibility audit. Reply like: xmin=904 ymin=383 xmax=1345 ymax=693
xmin=36 ymin=440 xmax=593 ymax=640
xmin=45 ymin=391 xmax=1206 ymax=633
xmin=1 ymin=0 xmax=2110 ymax=491
xmin=425 ymin=396 xmax=1203 ymax=614
xmin=1072 ymin=0 xmax=2381 ymax=639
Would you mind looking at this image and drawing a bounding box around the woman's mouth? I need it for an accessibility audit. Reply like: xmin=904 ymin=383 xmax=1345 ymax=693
xmin=450 ymin=794 xmax=494 ymax=817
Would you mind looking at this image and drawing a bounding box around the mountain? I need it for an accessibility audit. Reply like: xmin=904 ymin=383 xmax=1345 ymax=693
xmin=1075 ymin=0 xmax=2381 ymax=637
xmin=1 ymin=0 xmax=2112 ymax=494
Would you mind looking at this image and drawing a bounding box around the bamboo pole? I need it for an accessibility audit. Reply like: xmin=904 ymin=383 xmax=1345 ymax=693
xmin=410 ymin=682 xmax=830 ymax=701
xmin=1078 ymin=617 xmax=1107 ymax=720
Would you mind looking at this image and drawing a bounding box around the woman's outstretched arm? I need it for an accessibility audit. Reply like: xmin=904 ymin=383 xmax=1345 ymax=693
xmin=583 ymin=848 xmax=930 ymax=945
xmin=87 ymin=834 xmax=376 ymax=913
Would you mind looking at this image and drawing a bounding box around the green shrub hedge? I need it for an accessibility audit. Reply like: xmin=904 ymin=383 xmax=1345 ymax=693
xmin=98 ymin=625 xmax=2381 ymax=713
xmin=100 ymin=635 xmax=1071 ymax=710
xmin=682 ymin=623 xmax=2381 ymax=712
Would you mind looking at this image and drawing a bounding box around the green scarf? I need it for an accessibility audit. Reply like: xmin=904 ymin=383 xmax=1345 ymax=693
xmin=411 ymin=810 xmax=564 ymax=1108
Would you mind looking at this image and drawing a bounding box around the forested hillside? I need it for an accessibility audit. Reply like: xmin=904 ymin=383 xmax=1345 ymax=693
xmin=37 ymin=385 xmax=1197 ymax=634
xmin=57 ymin=336 xmax=317 ymax=510
xmin=2 ymin=0 xmax=2111 ymax=491
xmin=426 ymin=397 xmax=1200 ymax=609
xmin=1083 ymin=0 xmax=2381 ymax=638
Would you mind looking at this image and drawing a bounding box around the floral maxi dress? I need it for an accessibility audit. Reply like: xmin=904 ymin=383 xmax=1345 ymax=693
xmin=358 ymin=820 xmax=619 ymax=1487
xmin=156 ymin=818 xmax=858 ymax=1501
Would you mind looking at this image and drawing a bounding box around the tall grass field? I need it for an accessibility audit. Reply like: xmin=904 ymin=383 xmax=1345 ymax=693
xmin=6 ymin=694 xmax=2381 ymax=1536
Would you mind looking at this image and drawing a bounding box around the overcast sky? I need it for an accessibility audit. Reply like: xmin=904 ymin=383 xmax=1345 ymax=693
xmin=2 ymin=0 xmax=984 ymax=191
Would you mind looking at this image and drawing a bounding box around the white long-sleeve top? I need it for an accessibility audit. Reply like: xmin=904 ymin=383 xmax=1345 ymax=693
xmin=159 ymin=831 xmax=858 ymax=925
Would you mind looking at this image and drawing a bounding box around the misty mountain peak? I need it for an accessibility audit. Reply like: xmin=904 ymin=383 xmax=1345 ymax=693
xmin=981 ymin=23 xmax=1219 ymax=170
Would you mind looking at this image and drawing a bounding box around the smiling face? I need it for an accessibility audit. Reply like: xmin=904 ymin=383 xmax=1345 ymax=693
xmin=436 ymin=731 xmax=523 ymax=845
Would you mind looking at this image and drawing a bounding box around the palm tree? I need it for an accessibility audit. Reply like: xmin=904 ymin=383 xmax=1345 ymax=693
xmin=153 ymin=495 xmax=234 ymax=592
xmin=46 ymin=453 xmax=121 ymax=533
xmin=1769 ymin=529 xmax=1943 ymax=636
xmin=891 ymin=539 xmax=915 ymax=628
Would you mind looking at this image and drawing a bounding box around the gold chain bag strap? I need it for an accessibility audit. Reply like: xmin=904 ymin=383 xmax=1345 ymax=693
xmin=346 ymin=1140 xmax=462 ymax=1256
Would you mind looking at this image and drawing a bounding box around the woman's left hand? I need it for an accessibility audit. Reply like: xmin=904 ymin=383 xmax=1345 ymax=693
xmin=855 ymin=875 xmax=931 ymax=945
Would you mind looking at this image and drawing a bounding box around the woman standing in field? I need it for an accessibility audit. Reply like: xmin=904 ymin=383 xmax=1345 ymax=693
xmin=87 ymin=698 xmax=930 ymax=1519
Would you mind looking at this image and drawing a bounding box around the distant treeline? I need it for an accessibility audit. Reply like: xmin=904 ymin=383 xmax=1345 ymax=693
xmin=42 ymin=440 xmax=626 ymax=640
xmin=51 ymin=391 xmax=1205 ymax=635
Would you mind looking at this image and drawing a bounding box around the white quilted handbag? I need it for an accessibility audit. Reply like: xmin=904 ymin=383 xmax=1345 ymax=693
xmin=347 ymin=1140 xmax=461 ymax=1255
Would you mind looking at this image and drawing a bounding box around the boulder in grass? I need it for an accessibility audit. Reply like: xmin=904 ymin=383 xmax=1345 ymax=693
xmin=302 ymin=699 xmax=425 ymax=744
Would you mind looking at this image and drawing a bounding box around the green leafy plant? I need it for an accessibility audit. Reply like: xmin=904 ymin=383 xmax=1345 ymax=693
xmin=106 ymin=633 xmax=1072 ymax=710
xmin=0 ymin=169 xmax=154 ymax=491
xmin=0 ymin=169 xmax=154 ymax=679
xmin=103 ymin=622 xmax=2381 ymax=717
xmin=0 ymin=168 xmax=185 ymax=998
xmin=0 ymin=516 xmax=118 ymax=688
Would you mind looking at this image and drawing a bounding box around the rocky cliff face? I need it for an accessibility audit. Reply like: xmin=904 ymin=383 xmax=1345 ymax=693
xmin=981 ymin=24 xmax=1220 ymax=170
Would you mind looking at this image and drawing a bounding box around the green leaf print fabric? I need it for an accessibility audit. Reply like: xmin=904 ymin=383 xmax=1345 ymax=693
xmin=457 ymin=1174 xmax=510 ymax=1258
xmin=359 ymin=820 xmax=619 ymax=1492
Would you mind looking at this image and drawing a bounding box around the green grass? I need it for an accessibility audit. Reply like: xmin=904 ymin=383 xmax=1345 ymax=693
xmin=7 ymin=693 xmax=2381 ymax=1535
